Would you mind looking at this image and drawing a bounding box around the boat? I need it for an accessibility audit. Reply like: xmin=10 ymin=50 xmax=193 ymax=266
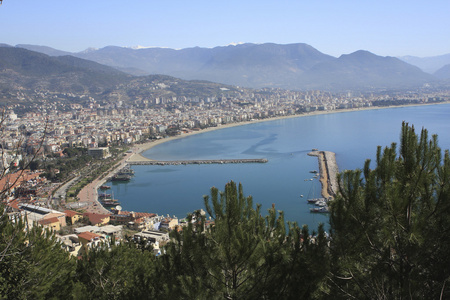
xmin=100 ymin=185 xmax=111 ymax=190
xmin=118 ymin=166 xmax=134 ymax=176
xmin=111 ymin=174 xmax=131 ymax=181
xmin=310 ymin=206 xmax=329 ymax=213
xmin=315 ymin=200 xmax=328 ymax=207
xmin=300 ymin=195 xmax=304 ymax=198
xmin=307 ymin=197 xmax=325 ymax=204
xmin=101 ymin=200 xmax=121 ymax=207
xmin=307 ymin=179 xmax=325 ymax=204
xmin=309 ymin=170 xmax=318 ymax=174
xmin=99 ymin=193 xmax=111 ymax=198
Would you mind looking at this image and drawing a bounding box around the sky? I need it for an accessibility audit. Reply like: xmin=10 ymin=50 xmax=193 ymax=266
xmin=1 ymin=0 xmax=449 ymax=57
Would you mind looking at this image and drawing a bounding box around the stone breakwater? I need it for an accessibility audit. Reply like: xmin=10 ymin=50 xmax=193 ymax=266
xmin=128 ymin=158 xmax=268 ymax=165
xmin=308 ymin=151 xmax=339 ymax=199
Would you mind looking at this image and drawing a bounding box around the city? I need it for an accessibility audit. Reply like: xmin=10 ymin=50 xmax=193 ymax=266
xmin=1 ymin=85 xmax=449 ymax=258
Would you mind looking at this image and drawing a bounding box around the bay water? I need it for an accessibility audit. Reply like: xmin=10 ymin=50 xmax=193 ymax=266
xmin=109 ymin=104 xmax=450 ymax=231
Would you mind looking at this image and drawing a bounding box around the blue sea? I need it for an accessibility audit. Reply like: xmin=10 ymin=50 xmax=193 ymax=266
xmin=108 ymin=104 xmax=450 ymax=231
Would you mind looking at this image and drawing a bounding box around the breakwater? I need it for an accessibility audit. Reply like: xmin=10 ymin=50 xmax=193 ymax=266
xmin=128 ymin=158 xmax=268 ymax=166
xmin=308 ymin=151 xmax=339 ymax=199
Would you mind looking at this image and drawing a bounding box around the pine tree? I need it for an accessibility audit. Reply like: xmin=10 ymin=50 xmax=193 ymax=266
xmin=328 ymin=122 xmax=450 ymax=299
xmin=160 ymin=181 xmax=330 ymax=299
xmin=0 ymin=206 xmax=75 ymax=299
xmin=74 ymin=241 xmax=158 ymax=300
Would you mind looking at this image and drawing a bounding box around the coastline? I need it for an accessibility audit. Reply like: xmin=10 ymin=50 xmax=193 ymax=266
xmin=78 ymin=101 xmax=449 ymax=213
xmin=77 ymin=151 xmax=134 ymax=214
xmin=129 ymin=102 xmax=450 ymax=161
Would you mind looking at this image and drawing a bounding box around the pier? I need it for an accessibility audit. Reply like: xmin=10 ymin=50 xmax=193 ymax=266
xmin=308 ymin=150 xmax=339 ymax=199
xmin=127 ymin=158 xmax=268 ymax=166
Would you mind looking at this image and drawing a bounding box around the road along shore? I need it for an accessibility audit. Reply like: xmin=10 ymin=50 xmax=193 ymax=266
xmin=308 ymin=150 xmax=339 ymax=199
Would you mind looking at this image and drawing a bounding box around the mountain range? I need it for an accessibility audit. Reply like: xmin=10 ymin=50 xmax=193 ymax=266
xmin=0 ymin=46 xmax=244 ymax=108
xmin=0 ymin=47 xmax=130 ymax=94
xmin=3 ymin=43 xmax=450 ymax=91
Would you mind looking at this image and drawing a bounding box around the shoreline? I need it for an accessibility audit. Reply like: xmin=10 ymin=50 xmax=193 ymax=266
xmin=78 ymin=101 xmax=449 ymax=213
xmin=77 ymin=151 xmax=134 ymax=214
xmin=128 ymin=102 xmax=450 ymax=161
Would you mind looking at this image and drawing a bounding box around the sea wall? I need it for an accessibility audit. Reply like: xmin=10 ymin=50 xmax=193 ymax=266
xmin=128 ymin=158 xmax=268 ymax=165
xmin=308 ymin=151 xmax=339 ymax=199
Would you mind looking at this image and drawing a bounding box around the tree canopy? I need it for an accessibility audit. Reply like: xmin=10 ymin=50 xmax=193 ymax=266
xmin=159 ymin=181 xmax=329 ymax=299
xmin=328 ymin=122 xmax=450 ymax=299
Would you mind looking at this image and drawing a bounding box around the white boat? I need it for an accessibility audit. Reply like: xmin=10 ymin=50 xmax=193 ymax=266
xmin=310 ymin=206 xmax=329 ymax=213
xmin=315 ymin=200 xmax=327 ymax=207
xmin=307 ymin=197 xmax=325 ymax=204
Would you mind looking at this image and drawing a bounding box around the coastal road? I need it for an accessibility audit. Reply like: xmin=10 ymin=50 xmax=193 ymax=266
xmin=75 ymin=150 xmax=135 ymax=214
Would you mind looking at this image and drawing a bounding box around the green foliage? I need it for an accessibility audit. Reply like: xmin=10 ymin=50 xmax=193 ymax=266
xmin=63 ymin=147 xmax=88 ymax=158
xmin=328 ymin=122 xmax=450 ymax=299
xmin=28 ymin=160 xmax=40 ymax=171
xmin=74 ymin=242 xmax=157 ymax=300
xmin=0 ymin=207 xmax=75 ymax=299
xmin=159 ymin=181 xmax=329 ymax=299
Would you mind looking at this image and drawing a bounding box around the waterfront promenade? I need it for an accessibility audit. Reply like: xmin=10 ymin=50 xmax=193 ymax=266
xmin=75 ymin=151 xmax=135 ymax=214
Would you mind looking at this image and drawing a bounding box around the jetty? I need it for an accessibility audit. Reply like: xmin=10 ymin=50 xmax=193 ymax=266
xmin=308 ymin=150 xmax=339 ymax=199
xmin=128 ymin=158 xmax=268 ymax=166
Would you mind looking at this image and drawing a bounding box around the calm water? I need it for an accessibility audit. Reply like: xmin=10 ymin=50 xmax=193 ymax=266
xmin=108 ymin=104 xmax=450 ymax=231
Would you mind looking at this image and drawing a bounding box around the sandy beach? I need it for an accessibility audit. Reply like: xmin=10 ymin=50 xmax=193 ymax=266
xmin=129 ymin=102 xmax=449 ymax=160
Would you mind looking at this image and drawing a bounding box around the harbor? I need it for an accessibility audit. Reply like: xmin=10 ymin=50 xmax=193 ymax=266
xmin=307 ymin=150 xmax=339 ymax=199
xmin=306 ymin=150 xmax=340 ymax=213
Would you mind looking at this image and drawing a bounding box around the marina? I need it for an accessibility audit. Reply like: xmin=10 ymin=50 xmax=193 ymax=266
xmin=305 ymin=150 xmax=339 ymax=214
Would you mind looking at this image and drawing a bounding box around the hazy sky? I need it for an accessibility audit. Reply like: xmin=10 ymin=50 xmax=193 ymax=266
xmin=1 ymin=0 xmax=449 ymax=57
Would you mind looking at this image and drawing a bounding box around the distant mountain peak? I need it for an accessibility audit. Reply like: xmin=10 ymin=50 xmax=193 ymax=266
xmin=80 ymin=47 xmax=99 ymax=53
xmin=226 ymin=42 xmax=246 ymax=47
xmin=126 ymin=45 xmax=170 ymax=50
xmin=340 ymin=50 xmax=378 ymax=58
